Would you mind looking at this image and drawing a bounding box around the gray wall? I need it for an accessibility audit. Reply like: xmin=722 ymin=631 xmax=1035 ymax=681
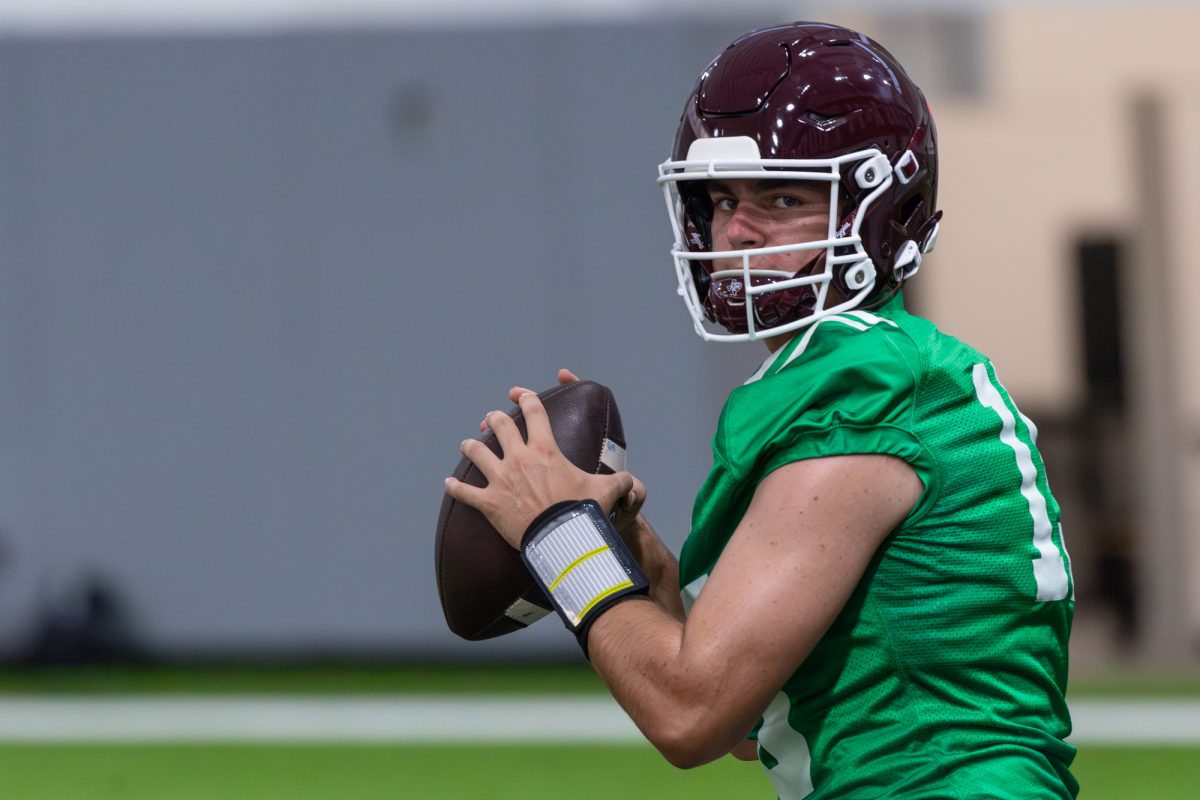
xmin=0 ymin=21 xmax=775 ymax=660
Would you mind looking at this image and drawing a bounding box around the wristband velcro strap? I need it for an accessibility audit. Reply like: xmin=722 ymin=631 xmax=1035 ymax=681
xmin=520 ymin=500 xmax=649 ymax=644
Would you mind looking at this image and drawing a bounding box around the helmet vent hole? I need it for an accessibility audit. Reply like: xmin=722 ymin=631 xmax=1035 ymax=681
xmin=803 ymin=109 xmax=850 ymax=132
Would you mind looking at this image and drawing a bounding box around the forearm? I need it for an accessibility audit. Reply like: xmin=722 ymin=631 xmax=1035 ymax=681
xmin=621 ymin=515 xmax=684 ymax=620
xmin=585 ymin=598 xmax=756 ymax=768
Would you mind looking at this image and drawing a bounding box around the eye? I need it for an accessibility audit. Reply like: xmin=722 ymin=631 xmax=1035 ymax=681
xmin=773 ymin=194 xmax=803 ymax=209
xmin=713 ymin=197 xmax=737 ymax=212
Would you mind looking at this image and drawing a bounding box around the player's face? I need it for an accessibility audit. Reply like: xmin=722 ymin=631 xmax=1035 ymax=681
xmin=707 ymin=179 xmax=831 ymax=271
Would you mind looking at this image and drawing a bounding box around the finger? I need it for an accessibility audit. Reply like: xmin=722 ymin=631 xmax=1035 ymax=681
xmin=444 ymin=475 xmax=489 ymax=511
xmin=622 ymin=475 xmax=647 ymax=510
xmin=596 ymin=470 xmax=636 ymax=512
xmin=518 ymin=391 xmax=555 ymax=444
xmin=485 ymin=410 xmax=526 ymax=455
xmin=612 ymin=474 xmax=645 ymax=534
xmin=557 ymin=368 xmax=580 ymax=384
xmin=459 ymin=438 xmax=502 ymax=481
xmin=507 ymin=385 xmax=536 ymax=404
xmin=478 ymin=405 xmax=515 ymax=433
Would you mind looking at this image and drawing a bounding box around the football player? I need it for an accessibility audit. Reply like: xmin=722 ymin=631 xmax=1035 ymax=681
xmin=447 ymin=21 xmax=1076 ymax=799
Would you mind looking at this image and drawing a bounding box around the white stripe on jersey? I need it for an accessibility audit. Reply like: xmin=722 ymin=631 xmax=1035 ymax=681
xmin=744 ymin=344 xmax=791 ymax=385
xmin=846 ymin=310 xmax=899 ymax=328
xmin=680 ymin=573 xmax=708 ymax=615
xmin=778 ymin=314 xmax=871 ymax=372
xmin=743 ymin=312 xmax=897 ymax=385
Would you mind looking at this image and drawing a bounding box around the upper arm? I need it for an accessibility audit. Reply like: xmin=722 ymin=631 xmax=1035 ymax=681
xmin=678 ymin=453 xmax=923 ymax=746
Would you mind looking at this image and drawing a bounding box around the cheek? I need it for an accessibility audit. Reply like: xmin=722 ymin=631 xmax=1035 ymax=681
xmin=708 ymin=217 xmax=731 ymax=250
xmin=707 ymin=219 xmax=740 ymax=272
xmin=769 ymin=217 xmax=833 ymax=270
xmin=784 ymin=217 xmax=833 ymax=253
xmin=790 ymin=214 xmax=831 ymax=241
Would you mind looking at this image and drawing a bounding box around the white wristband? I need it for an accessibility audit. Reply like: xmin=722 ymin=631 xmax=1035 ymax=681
xmin=520 ymin=500 xmax=649 ymax=640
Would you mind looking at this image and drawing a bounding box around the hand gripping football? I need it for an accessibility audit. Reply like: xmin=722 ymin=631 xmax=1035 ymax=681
xmin=435 ymin=380 xmax=627 ymax=641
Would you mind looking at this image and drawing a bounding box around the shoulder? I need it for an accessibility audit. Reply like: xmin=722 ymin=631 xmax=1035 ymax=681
xmin=713 ymin=308 xmax=930 ymax=480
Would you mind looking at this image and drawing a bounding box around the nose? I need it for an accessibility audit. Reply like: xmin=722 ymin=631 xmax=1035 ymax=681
xmin=723 ymin=204 xmax=766 ymax=249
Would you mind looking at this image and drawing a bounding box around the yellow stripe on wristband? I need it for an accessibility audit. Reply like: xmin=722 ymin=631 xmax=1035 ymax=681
xmin=548 ymin=546 xmax=610 ymax=592
xmin=576 ymin=579 xmax=636 ymax=622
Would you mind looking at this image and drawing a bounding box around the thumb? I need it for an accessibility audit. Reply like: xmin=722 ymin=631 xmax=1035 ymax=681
xmin=600 ymin=471 xmax=636 ymax=513
xmin=621 ymin=475 xmax=646 ymax=511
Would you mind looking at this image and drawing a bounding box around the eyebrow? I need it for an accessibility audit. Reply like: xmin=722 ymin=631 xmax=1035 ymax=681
xmin=706 ymin=179 xmax=829 ymax=196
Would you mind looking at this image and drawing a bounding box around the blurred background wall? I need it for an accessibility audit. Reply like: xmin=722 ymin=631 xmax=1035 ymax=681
xmin=0 ymin=0 xmax=1194 ymax=671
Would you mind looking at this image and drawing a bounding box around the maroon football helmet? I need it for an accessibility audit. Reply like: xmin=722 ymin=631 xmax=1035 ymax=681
xmin=658 ymin=22 xmax=943 ymax=341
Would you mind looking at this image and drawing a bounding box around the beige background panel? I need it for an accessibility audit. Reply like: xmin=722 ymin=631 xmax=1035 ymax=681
xmin=996 ymin=6 xmax=1200 ymax=100
xmin=924 ymin=96 xmax=1132 ymax=410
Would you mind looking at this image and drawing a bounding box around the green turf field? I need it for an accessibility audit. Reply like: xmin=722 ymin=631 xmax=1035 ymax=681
xmin=0 ymin=743 xmax=1196 ymax=800
xmin=0 ymin=665 xmax=1196 ymax=799
xmin=0 ymin=744 xmax=755 ymax=799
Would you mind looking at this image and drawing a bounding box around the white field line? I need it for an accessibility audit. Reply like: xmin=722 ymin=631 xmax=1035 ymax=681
xmin=0 ymin=696 xmax=1194 ymax=745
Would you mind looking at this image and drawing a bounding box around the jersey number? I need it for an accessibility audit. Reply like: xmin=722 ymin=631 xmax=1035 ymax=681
xmin=758 ymin=691 xmax=814 ymax=800
xmin=972 ymin=363 xmax=1072 ymax=602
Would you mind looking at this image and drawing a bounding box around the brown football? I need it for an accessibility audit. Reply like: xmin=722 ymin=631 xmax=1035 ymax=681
xmin=435 ymin=380 xmax=627 ymax=641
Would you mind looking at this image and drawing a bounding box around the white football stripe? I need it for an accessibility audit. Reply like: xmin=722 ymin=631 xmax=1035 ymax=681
xmin=503 ymin=597 xmax=551 ymax=626
xmin=599 ymin=438 xmax=626 ymax=472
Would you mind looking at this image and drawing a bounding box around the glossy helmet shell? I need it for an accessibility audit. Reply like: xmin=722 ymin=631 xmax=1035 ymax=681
xmin=670 ymin=22 xmax=941 ymax=335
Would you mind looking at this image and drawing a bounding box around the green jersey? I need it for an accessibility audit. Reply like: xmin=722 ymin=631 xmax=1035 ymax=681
xmin=679 ymin=295 xmax=1076 ymax=799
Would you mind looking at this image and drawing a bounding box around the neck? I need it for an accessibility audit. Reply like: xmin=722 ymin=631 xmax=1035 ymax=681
xmin=764 ymin=331 xmax=796 ymax=353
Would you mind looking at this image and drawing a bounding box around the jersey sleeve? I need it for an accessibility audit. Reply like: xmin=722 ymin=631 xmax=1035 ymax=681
xmin=716 ymin=317 xmax=939 ymax=518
